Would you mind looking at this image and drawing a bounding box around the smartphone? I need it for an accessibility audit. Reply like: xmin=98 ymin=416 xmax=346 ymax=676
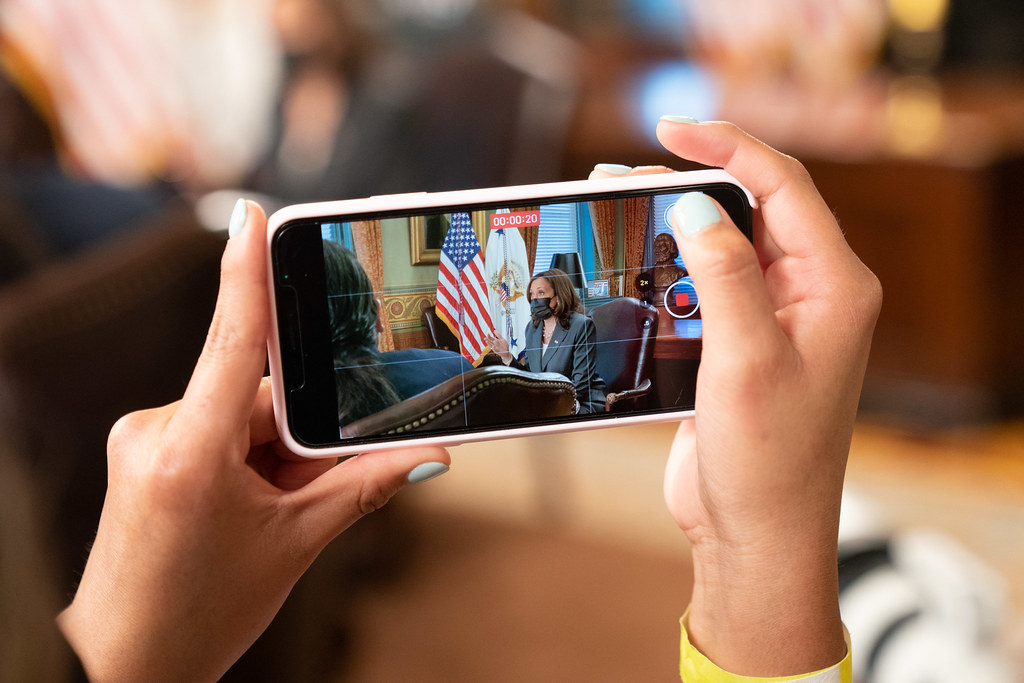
xmin=267 ymin=170 xmax=755 ymax=457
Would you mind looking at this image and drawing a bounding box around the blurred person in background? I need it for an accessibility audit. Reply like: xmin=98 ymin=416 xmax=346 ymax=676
xmin=252 ymin=0 xmax=580 ymax=202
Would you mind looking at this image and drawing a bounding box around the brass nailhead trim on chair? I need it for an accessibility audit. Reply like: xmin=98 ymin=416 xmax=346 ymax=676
xmin=384 ymin=376 xmax=575 ymax=435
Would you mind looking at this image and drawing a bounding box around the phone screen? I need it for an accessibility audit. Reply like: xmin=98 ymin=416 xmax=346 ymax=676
xmin=271 ymin=182 xmax=752 ymax=450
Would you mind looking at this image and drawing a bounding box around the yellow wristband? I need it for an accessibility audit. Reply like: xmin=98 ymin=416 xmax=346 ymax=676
xmin=679 ymin=611 xmax=852 ymax=682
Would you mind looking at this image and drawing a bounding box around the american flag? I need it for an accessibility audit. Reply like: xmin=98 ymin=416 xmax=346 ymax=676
xmin=434 ymin=211 xmax=493 ymax=366
xmin=436 ymin=212 xmax=494 ymax=366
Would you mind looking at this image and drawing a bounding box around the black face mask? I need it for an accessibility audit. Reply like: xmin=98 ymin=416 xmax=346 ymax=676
xmin=530 ymin=297 xmax=553 ymax=319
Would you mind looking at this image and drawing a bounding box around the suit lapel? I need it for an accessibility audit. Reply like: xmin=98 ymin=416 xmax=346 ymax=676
xmin=542 ymin=323 xmax=570 ymax=371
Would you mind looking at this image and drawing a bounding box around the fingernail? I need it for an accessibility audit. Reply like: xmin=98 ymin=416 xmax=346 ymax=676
xmin=660 ymin=115 xmax=701 ymax=124
xmin=672 ymin=192 xmax=721 ymax=237
xmin=407 ymin=462 xmax=450 ymax=484
xmin=228 ymin=198 xmax=248 ymax=237
xmin=594 ymin=163 xmax=633 ymax=175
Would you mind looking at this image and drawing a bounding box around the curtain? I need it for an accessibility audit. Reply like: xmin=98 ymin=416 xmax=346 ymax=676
xmin=588 ymin=198 xmax=616 ymax=289
xmin=351 ymin=219 xmax=394 ymax=352
xmin=519 ymin=205 xmax=540 ymax=274
xmin=623 ymin=197 xmax=650 ymax=299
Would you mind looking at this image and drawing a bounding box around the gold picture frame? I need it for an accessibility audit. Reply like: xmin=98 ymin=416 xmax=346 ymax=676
xmin=409 ymin=211 xmax=489 ymax=265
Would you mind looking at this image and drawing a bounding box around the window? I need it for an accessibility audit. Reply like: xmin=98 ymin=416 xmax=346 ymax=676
xmin=649 ymin=192 xmax=686 ymax=269
xmin=534 ymin=203 xmax=577 ymax=276
xmin=322 ymin=223 xmax=354 ymax=250
xmin=533 ymin=201 xmax=597 ymax=276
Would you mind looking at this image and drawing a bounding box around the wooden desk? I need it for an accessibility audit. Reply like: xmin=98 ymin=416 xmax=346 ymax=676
xmin=650 ymin=307 xmax=701 ymax=408
xmin=652 ymin=308 xmax=702 ymax=360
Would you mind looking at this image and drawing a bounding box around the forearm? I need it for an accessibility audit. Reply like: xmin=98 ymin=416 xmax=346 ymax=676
xmin=686 ymin=530 xmax=846 ymax=677
xmin=57 ymin=567 xmax=239 ymax=683
xmin=55 ymin=511 xmax=279 ymax=683
xmin=58 ymin=600 xmax=180 ymax=683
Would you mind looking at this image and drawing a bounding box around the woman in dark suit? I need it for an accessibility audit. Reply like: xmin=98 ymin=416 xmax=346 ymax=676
xmin=487 ymin=268 xmax=606 ymax=414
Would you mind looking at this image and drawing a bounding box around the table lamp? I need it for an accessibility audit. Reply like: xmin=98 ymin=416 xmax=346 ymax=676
xmin=549 ymin=252 xmax=586 ymax=290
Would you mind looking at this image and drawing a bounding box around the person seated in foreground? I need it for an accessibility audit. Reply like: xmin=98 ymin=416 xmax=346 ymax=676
xmin=55 ymin=119 xmax=879 ymax=681
xmin=321 ymin=239 xmax=473 ymax=424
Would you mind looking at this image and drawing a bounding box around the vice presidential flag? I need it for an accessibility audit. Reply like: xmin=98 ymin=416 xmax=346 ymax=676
xmin=436 ymin=212 xmax=494 ymax=366
xmin=484 ymin=211 xmax=531 ymax=362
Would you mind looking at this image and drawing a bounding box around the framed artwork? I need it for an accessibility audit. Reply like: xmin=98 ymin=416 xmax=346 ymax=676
xmin=409 ymin=212 xmax=489 ymax=265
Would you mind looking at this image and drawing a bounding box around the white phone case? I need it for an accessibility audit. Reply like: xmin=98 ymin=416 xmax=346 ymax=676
xmin=267 ymin=169 xmax=755 ymax=458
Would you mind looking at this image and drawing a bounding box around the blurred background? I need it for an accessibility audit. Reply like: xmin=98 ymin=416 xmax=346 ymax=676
xmin=0 ymin=0 xmax=1022 ymax=680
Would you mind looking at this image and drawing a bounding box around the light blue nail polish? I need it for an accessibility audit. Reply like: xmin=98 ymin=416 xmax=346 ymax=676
xmin=660 ymin=115 xmax=701 ymax=125
xmin=672 ymin=192 xmax=721 ymax=237
xmin=594 ymin=163 xmax=633 ymax=175
xmin=407 ymin=462 xmax=450 ymax=484
xmin=228 ymin=198 xmax=247 ymax=237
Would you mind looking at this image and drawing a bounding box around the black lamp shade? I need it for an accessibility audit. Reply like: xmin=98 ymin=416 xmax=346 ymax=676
xmin=549 ymin=252 xmax=586 ymax=289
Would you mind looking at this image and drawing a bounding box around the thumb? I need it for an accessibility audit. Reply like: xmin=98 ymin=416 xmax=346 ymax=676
xmin=174 ymin=199 xmax=269 ymax=446
xmin=670 ymin=192 xmax=783 ymax=355
xmin=290 ymin=447 xmax=451 ymax=544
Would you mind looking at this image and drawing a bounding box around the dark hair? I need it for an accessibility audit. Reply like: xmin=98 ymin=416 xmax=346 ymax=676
xmin=528 ymin=268 xmax=583 ymax=330
xmin=321 ymin=241 xmax=400 ymax=423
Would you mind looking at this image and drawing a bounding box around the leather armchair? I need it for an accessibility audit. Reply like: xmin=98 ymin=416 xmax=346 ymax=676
xmin=421 ymin=305 xmax=503 ymax=366
xmin=590 ymin=297 xmax=659 ymax=412
xmin=340 ymin=365 xmax=576 ymax=439
xmin=421 ymin=306 xmax=460 ymax=352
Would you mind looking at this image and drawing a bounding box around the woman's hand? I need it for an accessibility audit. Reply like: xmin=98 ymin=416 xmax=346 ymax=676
xmin=486 ymin=330 xmax=510 ymax=355
xmin=593 ymin=120 xmax=881 ymax=676
xmin=484 ymin=330 xmax=514 ymax=364
xmin=57 ymin=200 xmax=451 ymax=683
